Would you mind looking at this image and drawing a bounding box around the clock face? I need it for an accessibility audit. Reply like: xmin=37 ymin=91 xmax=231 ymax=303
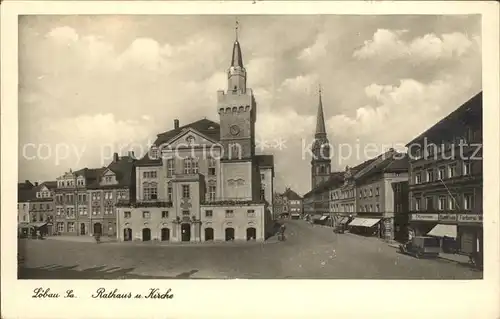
xmin=230 ymin=125 xmax=241 ymax=136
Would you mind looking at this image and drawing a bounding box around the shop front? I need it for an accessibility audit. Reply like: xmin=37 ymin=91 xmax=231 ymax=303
xmin=409 ymin=212 xmax=482 ymax=256
xmin=457 ymin=214 xmax=483 ymax=261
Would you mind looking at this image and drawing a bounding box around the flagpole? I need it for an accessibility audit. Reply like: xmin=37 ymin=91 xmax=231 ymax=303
xmin=438 ymin=176 xmax=460 ymax=210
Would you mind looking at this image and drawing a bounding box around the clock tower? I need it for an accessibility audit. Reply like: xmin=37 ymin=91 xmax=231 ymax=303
xmin=217 ymin=22 xmax=258 ymax=201
xmin=217 ymin=24 xmax=256 ymax=161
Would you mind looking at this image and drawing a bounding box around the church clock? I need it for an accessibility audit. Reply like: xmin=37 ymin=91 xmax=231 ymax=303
xmin=230 ymin=124 xmax=241 ymax=136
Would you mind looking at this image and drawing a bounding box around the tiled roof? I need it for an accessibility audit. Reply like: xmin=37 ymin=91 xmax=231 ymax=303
xmin=282 ymin=188 xmax=302 ymax=200
xmin=406 ymin=91 xmax=482 ymax=146
xmin=18 ymin=181 xmax=35 ymax=191
xmin=41 ymin=181 xmax=58 ymax=190
xmin=256 ymin=154 xmax=274 ymax=168
xmin=88 ymin=156 xmax=135 ymax=189
xmin=137 ymin=119 xmax=220 ymax=167
xmin=360 ymin=152 xmax=408 ymax=180
xmin=18 ymin=189 xmax=35 ymax=203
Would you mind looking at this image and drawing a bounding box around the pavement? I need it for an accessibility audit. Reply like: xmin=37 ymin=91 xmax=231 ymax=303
xmin=18 ymin=220 xmax=482 ymax=279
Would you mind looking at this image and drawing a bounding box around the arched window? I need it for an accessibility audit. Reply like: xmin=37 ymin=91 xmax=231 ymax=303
xmin=232 ymin=107 xmax=237 ymax=113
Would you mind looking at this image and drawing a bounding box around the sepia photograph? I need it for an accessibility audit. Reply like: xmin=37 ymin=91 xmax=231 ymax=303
xmin=2 ymin=1 xmax=499 ymax=318
xmin=15 ymin=13 xmax=487 ymax=280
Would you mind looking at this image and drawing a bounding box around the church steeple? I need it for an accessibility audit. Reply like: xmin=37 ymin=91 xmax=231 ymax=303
xmin=310 ymin=85 xmax=331 ymax=189
xmin=315 ymin=85 xmax=326 ymax=137
xmin=228 ymin=19 xmax=246 ymax=93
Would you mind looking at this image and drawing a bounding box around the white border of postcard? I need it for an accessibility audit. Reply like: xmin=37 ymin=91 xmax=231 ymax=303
xmin=2 ymin=1 xmax=499 ymax=318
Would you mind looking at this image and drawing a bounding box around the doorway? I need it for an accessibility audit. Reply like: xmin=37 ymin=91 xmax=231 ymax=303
xmin=204 ymin=228 xmax=214 ymax=241
xmin=246 ymin=227 xmax=256 ymax=241
xmin=181 ymin=223 xmax=191 ymax=242
xmin=123 ymin=228 xmax=132 ymax=241
xmin=93 ymin=223 xmax=102 ymax=235
xmin=225 ymin=228 xmax=235 ymax=241
xmin=161 ymin=228 xmax=170 ymax=241
xmin=142 ymin=228 xmax=151 ymax=241
xmin=80 ymin=223 xmax=86 ymax=235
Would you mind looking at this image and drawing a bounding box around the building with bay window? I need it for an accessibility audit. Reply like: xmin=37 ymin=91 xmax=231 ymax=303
xmin=116 ymin=29 xmax=274 ymax=243
xmin=406 ymin=92 xmax=482 ymax=257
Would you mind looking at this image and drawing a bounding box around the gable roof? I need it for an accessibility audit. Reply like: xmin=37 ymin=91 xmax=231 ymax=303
xmin=137 ymin=118 xmax=220 ymax=167
xmin=18 ymin=180 xmax=35 ymax=191
xmin=256 ymin=154 xmax=274 ymax=168
xmin=87 ymin=156 xmax=135 ymax=189
xmin=41 ymin=181 xmax=58 ymax=190
xmin=358 ymin=152 xmax=408 ymax=182
xmin=282 ymin=188 xmax=302 ymax=200
xmin=406 ymin=91 xmax=482 ymax=146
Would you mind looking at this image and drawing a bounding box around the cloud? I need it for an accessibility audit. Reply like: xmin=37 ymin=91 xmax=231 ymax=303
xmin=353 ymin=29 xmax=477 ymax=62
xmin=298 ymin=33 xmax=328 ymax=62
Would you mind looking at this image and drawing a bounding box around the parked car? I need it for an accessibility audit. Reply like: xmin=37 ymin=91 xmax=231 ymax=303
xmin=399 ymin=236 xmax=441 ymax=258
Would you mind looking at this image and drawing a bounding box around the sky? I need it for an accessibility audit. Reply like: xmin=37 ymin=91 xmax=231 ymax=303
xmin=18 ymin=15 xmax=482 ymax=195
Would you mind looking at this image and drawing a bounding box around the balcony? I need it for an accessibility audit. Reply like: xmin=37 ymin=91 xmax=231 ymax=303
xmin=116 ymin=200 xmax=173 ymax=208
xmin=201 ymin=197 xmax=266 ymax=206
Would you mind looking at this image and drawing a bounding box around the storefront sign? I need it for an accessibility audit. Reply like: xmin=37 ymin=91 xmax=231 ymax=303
xmin=439 ymin=214 xmax=458 ymax=222
xmin=458 ymin=214 xmax=482 ymax=223
xmin=410 ymin=213 xmax=438 ymax=221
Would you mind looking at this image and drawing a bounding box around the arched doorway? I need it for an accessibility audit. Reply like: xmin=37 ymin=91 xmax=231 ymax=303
xmin=123 ymin=228 xmax=132 ymax=241
xmin=225 ymin=228 xmax=235 ymax=241
xmin=205 ymin=228 xmax=214 ymax=241
xmin=80 ymin=223 xmax=86 ymax=235
xmin=161 ymin=228 xmax=170 ymax=241
xmin=246 ymin=227 xmax=256 ymax=241
xmin=181 ymin=223 xmax=191 ymax=242
xmin=142 ymin=228 xmax=151 ymax=241
xmin=93 ymin=223 xmax=102 ymax=235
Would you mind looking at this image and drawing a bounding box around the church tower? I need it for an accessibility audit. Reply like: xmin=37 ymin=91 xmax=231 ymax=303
xmin=311 ymin=87 xmax=331 ymax=188
xmin=217 ymin=21 xmax=257 ymax=200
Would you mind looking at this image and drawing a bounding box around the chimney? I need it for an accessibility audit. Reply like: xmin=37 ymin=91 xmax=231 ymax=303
xmin=174 ymin=119 xmax=179 ymax=129
xmin=128 ymin=151 xmax=135 ymax=158
xmin=25 ymin=180 xmax=29 ymax=184
xmin=113 ymin=152 xmax=119 ymax=163
xmin=34 ymin=182 xmax=39 ymax=187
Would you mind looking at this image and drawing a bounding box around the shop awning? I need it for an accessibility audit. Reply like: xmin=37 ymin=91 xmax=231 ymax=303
xmin=339 ymin=217 xmax=348 ymax=224
xmin=30 ymin=222 xmax=48 ymax=228
xmin=348 ymin=218 xmax=365 ymax=226
xmin=360 ymin=218 xmax=381 ymax=228
xmin=427 ymin=224 xmax=457 ymax=238
xmin=319 ymin=216 xmax=329 ymax=221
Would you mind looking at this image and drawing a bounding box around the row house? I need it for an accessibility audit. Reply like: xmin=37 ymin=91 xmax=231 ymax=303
xmin=349 ymin=150 xmax=409 ymax=240
xmin=406 ymin=92 xmax=483 ymax=257
xmin=87 ymin=152 xmax=136 ymax=237
xmin=29 ymin=181 xmax=57 ymax=235
xmin=282 ymin=188 xmax=303 ymax=219
xmin=17 ymin=180 xmax=35 ymax=235
xmin=273 ymin=192 xmax=285 ymax=218
xmin=54 ymin=168 xmax=104 ymax=236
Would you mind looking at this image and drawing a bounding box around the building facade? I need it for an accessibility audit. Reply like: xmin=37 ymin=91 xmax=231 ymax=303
xmin=393 ymin=181 xmax=410 ymax=242
xmin=116 ymin=30 xmax=274 ymax=243
xmin=281 ymin=188 xmax=303 ymax=219
xmin=350 ymin=150 xmax=409 ymax=240
xmin=54 ymin=168 xmax=102 ymax=236
xmin=406 ymin=92 xmax=483 ymax=257
xmin=87 ymin=152 xmax=136 ymax=237
xmin=29 ymin=181 xmax=57 ymax=236
xmin=18 ymin=180 xmax=35 ymax=235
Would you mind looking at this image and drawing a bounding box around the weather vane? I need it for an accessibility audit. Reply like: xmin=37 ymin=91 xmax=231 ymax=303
xmin=235 ymin=18 xmax=239 ymax=40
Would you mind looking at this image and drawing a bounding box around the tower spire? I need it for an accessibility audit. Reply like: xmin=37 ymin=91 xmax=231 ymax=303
xmin=315 ymin=85 xmax=326 ymax=136
xmin=231 ymin=20 xmax=243 ymax=67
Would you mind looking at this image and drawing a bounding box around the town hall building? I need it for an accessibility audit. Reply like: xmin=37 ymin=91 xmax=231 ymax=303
xmin=116 ymin=29 xmax=274 ymax=243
